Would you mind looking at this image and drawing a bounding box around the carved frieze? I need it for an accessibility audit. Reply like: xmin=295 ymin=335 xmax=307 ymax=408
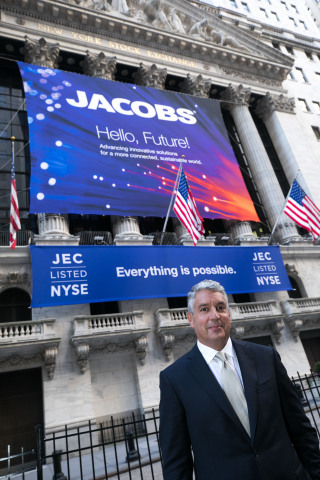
xmin=0 ymin=0 xmax=294 ymax=90
xmin=0 ymin=346 xmax=59 ymax=379
xmin=286 ymin=318 xmax=320 ymax=342
xmin=0 ymin=353 xmax=43 ymax=370
xmin=231 ymin=319 xmax=284 ymax=345
xmin=220 ymin=66 xmax=282 ymax=87
xmin=0 ymin=272 xmax=30 ymax=287
xmin=73 ymin=335 xmax=149 ymax=373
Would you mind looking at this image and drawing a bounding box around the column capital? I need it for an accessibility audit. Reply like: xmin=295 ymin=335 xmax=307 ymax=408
xmin=220 ymin=84 xmax=251 ymax=110
xmin=255 ymin=92 xmax=295 ymax=121
xmin=179 ymin=74 xmax=211 ymax=98
xmin=133 ymin=63 xmax=167 ymax=89
xmin=82 ymin=51 xmax=117 ymax=80
xmin=24 ymin=36 xmax=59 ymax=68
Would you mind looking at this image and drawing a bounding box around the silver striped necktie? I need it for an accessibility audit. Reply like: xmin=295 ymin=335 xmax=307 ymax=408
xmin=215 ymin=351 xmax=250 ymax=436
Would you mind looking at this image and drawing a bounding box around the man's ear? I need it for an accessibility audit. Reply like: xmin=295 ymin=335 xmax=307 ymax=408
xmin=187 ymin=312 xmax=194 ymax=328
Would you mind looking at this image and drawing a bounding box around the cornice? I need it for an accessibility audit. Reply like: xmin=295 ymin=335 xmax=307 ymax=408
xmin=0 ymin=0 xmax=294 ymax=87
xmin=280 ymin=244 xmax=320 ymax=259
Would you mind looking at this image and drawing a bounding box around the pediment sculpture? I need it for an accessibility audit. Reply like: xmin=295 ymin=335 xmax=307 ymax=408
xmin=71 ymin=0 xmax=250 ymax=52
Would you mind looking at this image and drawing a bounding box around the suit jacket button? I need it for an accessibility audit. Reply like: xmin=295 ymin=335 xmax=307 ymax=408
xmin=253 ymin=450 xmax=258 ymax=458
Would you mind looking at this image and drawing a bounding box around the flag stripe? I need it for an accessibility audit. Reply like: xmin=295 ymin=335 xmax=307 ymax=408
xmin=174 ymin=198 xmax=203 ymax=241
xmin=284 ymin=179 xmax=320 ymax=242
xmin=173 ymin=168 xmax=204 ymax=246
xmin=174 ymin=196 xmax=201 ymax=238
xmin=10 ymin=152 xmax=21 ymax=249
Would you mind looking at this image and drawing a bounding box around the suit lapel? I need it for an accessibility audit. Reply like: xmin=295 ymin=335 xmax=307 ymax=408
xmin=232 ymin=339 xmax=258 ymax=441
xmin=186 ymin=344 xmax=251 ymax=437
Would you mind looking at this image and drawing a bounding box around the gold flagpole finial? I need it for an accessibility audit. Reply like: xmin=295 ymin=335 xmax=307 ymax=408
xmin=11 ymin=136 xmax=15 ymax=141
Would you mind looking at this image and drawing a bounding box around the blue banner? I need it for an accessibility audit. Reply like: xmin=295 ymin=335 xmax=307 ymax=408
xmin=19 ymin=61 xmax=259 ymax=222
xmin=30 ymin=245 xmax=291 ymax=307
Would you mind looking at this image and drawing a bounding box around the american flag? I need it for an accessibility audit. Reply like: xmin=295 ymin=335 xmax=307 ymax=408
xmin=10 ymin=139 xmax=21 ymax=249
xmin=284 ymin=179 xmax=320 ymax=242
xmin=173 ymin=168 xmax=204 ymax=245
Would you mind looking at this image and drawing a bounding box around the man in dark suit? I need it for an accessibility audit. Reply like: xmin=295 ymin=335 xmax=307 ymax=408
xmin=159 ymin=279 xmax=320 ymax=480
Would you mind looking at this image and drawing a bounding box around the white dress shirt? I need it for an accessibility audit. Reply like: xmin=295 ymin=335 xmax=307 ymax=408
xmin=197 ymin=338 xmax=245 ymax=389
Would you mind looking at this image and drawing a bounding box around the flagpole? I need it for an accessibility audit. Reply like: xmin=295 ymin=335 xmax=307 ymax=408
xmin=10 ymin=136 xmax=15 ymax=249
xmin=160 ymin=156 xmax=185 ymax=245
xmin=267 ymin=170 xmax=300 ymax=245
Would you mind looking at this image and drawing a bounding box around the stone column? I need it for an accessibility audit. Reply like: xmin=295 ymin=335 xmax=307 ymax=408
xmin=174 ymin=74 xmax=213 ymax=244
xmin=172 ymin=218 xmax=193 ymax=245
xmin=110 ymin=216 xmax=152 ymax=245
xmin=226 ymin=220 xmax=260 ymax=245
xmin=105 ymin=62 xmax=167 ymax=245
xmin=82 ymin=56 xmax=153 ymax=244
xmin=255 ymin=93 xmax=299 ymax=186
xmin=181 ymin=75 xmax=256 ymax=244
xmin=24 ymin=36 xmax=76 ymax=244
xmin=221 ymin=84 xmax=300 ymax=244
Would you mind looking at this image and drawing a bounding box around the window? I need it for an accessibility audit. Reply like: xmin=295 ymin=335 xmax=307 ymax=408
xmin=270 ymin=11 xmax=279 ymax=20
xmin=272 ymin=41 xmax=280 ymax=49
xmin=312 ymin=126 xmax=320 ymax=139
xmin=289 ymin=17 xmax=297 ymax=26
xmin=305 ymin=50 xmax=313 ymax=60
xmin=298 ymin=98 xmax=310 ymax=112
xmin=229 ymin=0 xmax=237 ymax=6
xmin=295 ymin=67 xmax=308 ymax=82
xmin=299 ymin=20 xmax=307 ymax=30
xmin=0 ymin=58 xmax=31 ymax=232
xmin=281 ymin=1 xmax=289 ymax=9
xmin=286 ymin=45 xmax=294 ymax=55
xmin=287 ymin=71 xmax=295 ymax=80
xmin=316 ymin=72 xmax=320 ymax=81
xmin=241 ymin=2 xmax=250 ymax=11
xmin=291 ymin=4 xmax=298 ymax=12
xmin=0 ymin=288 xmax=31 ymax=322
xmin=260 ymin=8 xmax=268 ymax=17
xmin=312 ymin=101 xmax=320 ymax=114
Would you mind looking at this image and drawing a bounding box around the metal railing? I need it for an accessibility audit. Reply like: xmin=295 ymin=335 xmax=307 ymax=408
xmin=0 ymin=446 xmax=36 ymax=480
xmin=1 ymin=373 xmax=320 ymax=480
xmin=292 ymin=371 xmax=320 ymax=438
xmin=77 ymin=231 xmax=113 ymax=245
xmin=151 ymin=232 xmax=179 ymax=245
xmin=37 ymin=410 xmax=162 ymax=480
xmin=0 ymin=230 xmax=34 ymax=247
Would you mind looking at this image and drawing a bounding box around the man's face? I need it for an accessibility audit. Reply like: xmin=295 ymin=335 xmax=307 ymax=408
xmin=187 ymin=289 xmax=231 ymax=351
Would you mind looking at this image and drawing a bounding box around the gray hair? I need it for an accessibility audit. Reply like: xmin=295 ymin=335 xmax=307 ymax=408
xmin=187 ymin=279 xmax=228 ymax=314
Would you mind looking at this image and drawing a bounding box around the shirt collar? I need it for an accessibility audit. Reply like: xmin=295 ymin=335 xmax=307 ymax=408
xmin=197 ymin=338 xmax=235 ymax=365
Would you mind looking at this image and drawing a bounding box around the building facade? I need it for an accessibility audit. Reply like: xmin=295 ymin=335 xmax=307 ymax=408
xmin=0 ymin=0 xmax=320 ymax=456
